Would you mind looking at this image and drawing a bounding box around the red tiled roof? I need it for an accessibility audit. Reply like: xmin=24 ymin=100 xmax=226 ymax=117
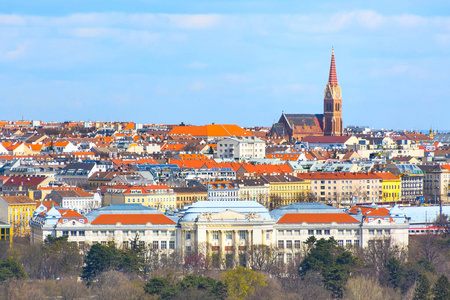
xmin=0 ymin=195 xmax=35 ymax=204
xmin=266 ymin=153 xmax=302 ymax=161
xmin=301 ymin=135 xmax=351 ymax=143
xmin=277 ymin=213 xmax=360 ymax=224
xmin=375 ymin=172 xmax=399 ymax=180
xmin=169 ymin=124 xmax=252 ymax=137
xmin=91 ymin=214 xmax=176 ymax=225
xmin=35 ymin=200 xmax=58 ymax=209
xmin=4 ymin=176 xmax=48 ymax=186
xmin=349 ymin=206 xmax=391 ymax=217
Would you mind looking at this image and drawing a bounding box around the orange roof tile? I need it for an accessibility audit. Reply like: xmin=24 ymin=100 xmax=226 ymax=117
xmin=375 ymin=172 xmax=399 ymax=180
xmin=349 ymin=206 xmax=391 ymax=217
xmin=277 ymin=213 xmax=360 ymax=224
xmin=161 ymin=143 xmax=186 ymax=151
xmin=91 ymin=214 xmax=176 ymax=225
xmin=169 ymin=124 xmax=252 ymax=137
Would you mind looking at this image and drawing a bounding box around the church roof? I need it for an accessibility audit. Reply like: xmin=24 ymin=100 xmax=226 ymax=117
xmin=328 ymin=48 xmax=338 ymax=87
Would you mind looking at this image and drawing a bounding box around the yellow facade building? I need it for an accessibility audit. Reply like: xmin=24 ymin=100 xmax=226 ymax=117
xmin=0 ymin=196 xmax=36 ymax=237
xmin=261 ymin=174 xmax=311 ymax=209
xmin=377 ymin=172 xmax=402 ymax=202
xmin=103 ymin=185 xmax=177 ymax=212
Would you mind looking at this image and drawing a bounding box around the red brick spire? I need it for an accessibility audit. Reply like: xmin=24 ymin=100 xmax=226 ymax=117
xmin=328 ymin=48 xmax=338 ymax=87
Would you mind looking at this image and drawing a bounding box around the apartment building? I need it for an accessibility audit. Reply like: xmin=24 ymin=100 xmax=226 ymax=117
xmin=296 ymin=172 xmax=382 ymax=205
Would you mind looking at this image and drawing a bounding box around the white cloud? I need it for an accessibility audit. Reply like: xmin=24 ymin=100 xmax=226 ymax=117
xmin=5 ymin=45 xmax=26 ymax=59
xmin=189 ymin=81 xmax=206 ymax=91
xmin=0 ymin=14 xmax=26 ymax=26
xmin=393 ymin=14 xmax=427 ymax=27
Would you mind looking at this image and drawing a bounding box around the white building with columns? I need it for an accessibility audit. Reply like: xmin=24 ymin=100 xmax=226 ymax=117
xmin=30 ymin=202 xmax=409 ymax=267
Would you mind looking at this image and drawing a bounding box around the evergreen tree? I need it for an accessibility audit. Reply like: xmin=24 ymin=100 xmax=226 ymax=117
xmin=0 ymin=258 xmax=28 ymax=281
xmin=413 ymin=274 xmax=431 ymax=300
xmin=81 ymin=243 xmax=122 ymax=285
xmin=298 ymin=238 xmax=354 ymax=298
xmin=432 ymin=274 xmax=450 ymax=300
xmin=387 ymin=257 xmax=403 ymax=290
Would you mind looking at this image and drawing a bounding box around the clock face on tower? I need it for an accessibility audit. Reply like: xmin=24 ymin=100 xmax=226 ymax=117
xmin=327 ymin=92 xmax=331 ymax=98
xmin=335 ymin=92 xmax=340 ymax=97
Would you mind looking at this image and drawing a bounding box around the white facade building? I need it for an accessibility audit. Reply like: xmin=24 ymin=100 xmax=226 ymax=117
xmin=207 ymin=182 xmax=239 ymax=201
xmin=217 ymin=137 xmax=265 ymax=159
xmin=30 ymin=202 xmax=409 ymax=268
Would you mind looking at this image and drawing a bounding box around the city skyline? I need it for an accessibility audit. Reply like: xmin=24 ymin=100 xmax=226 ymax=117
xmin=0 ymin=1 xmax=449 ymax=130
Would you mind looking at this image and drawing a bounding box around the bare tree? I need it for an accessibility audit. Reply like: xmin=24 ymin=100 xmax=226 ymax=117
xmin=362 ymin=237 xmax=407 ymax=285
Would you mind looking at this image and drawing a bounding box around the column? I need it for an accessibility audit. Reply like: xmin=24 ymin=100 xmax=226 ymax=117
xmin=219 ymin=230 xmax=225 ymax=269
xmin=205 ymin=230 xmax=210 ymax=258
xmin=181 ymin=229 xmax=185 ymax=259
xmin=233 ymin=230 xmax=239 ymax=267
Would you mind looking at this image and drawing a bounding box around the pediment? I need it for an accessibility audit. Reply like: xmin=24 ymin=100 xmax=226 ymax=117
xmin=366 ymin=217 xmax=392 ymax=225
xmin=212 ymin=210 xmax=247 ymax=220
xmin=197 ymin=209 xmax=263 ymax=222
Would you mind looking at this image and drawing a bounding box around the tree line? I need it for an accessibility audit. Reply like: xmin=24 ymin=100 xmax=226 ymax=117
xmin=0 ymin=231 xmax=450 ymax=299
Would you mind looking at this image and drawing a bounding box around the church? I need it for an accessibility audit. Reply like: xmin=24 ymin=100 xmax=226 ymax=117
xmin=269 ymin=49 xmax=343 ymax=141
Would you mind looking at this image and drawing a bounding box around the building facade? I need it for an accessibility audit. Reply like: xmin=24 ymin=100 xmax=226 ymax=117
xmin=296 ymin=172 xmax=382 ymax=205
xmin=103 ymin=185 xmax=177 ymax=212
xmin=217 ymin=137 xmax=266 ymax=159
xmin=30 ymin=202 xmax=410 ymax=267
xmin=0 ymin=195 xmax=36 ymax=237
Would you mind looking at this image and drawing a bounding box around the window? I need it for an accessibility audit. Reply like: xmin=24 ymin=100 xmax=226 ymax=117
xmin=385 ymin=229 xmax=391 ymax=234
xmin=152 ymin=241 xmax=159 ymax=249
xmin=186 ymin=246 xmax=192 ymax=253
xmin=239 ymin=231 xmax=246 ymax=240
xmin=161 ymin=241 xmax=167 ymax=250
xmin=169 ymin=241 xmax=175 ymax=249
xmin=369 ymin=229 xmax=375 ymax=235
xmin=308 ymin=230 xmax=314 ymax=235
xmin=376 ymin=229 xmax=383 ymax=235
xmin=346 ymin=240 xmax=352 ymax=247
xmin=63 ymin=231 xmax=69 ymax=236
xmin=286 ymin=240 xmax=292 ymax=249
xmin=316 ymin=230 xmax=322 ymax=235
xmin=338 ymin=230 xmax=344 ymax=235
xmin=346 ymin=230 xmax=352 ymax=235
xmin=278 ymin=240 xmax=284 ymax=249
xmin=70 ymin=231 xmax=77 ymax=236
xmin=286 ymin=230 xmax=292 ymax=236
xmin=324 ymin=230 xmax=330 ymax=235
xmin=338 ymin=240 xmax=344 ymax=247
xmin=226 ymin=232 xmax=232 ymax=240
xmin=278 ymin=230 xmax=284 ymax=235
xmin=186 ymin=232 xmax=191 ymax=240
xmin=153 ymin=230 xmax=159 ymax=236
xmin=212 ymin=231 xmax=219 ymax=240
xmin=354 ymin=240 xmax=360 ymax=247
xmin=295 ymin=240 xmax=301 ymax=249
xmin=286 ymin=253 xmax=293 ymax=263
xmin=78 ymin=231 xmax=85 ymax=236
xmin=294 ymin=230 xmax=300 ymax=235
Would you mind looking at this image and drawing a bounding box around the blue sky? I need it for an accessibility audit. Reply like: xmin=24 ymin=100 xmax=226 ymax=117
xmin=0 ymin=1 xmax=449 ymax=130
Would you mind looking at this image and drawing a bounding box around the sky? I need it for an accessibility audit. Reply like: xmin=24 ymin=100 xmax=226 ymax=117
xmin=0 ymin=1 xmax=449 ymax=130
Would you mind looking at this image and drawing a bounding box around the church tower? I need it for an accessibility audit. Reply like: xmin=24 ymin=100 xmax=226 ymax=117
xmin=323 ymin=48 xmax=343 ymax=136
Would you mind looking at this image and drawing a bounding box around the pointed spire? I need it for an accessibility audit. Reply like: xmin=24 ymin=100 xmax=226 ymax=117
xmin=328 ymin=47 xmax=338 ymax=87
